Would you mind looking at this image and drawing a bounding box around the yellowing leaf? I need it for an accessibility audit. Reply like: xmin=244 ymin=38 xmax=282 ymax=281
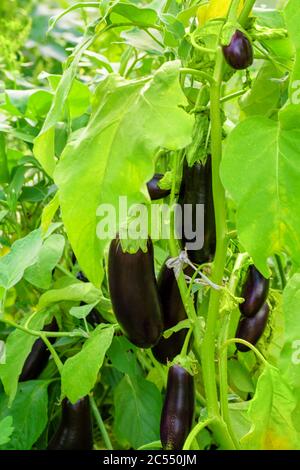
xmin=197 ymin=0 xmax=245 ymax=26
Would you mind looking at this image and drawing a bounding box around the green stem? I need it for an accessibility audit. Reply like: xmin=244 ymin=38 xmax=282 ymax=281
xmin=222 ymin=338 xmax=269 ymax=366
xmin=138 ymin=440 xmax=162 ymax=450
xmin=227 ymin=0 xmax=243 ymax=21
xmin=0 ymin=318 xmax=86 ymax=339
xmin=183 ymin=417 xmax=215 ymax=450
xmin=180 ymin=67 xmax=215 ymax=85
xmin=275 ymin=254 xmax=286 ymax=289
xmin=220 ymin=89 xmax=247 ymax=103
xmin=201 ymin=46 xmax=227 ymax=419
xmin=238 ymin=0 xmax=256 ymax=26
xmin=90 ymin=395 xmax=113 ymax=450
xmin=40 ymin=333 xmax=63 ymax=374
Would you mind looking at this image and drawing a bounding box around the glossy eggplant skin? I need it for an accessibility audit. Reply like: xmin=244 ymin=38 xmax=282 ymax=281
xmin=152 ymin=263 xmax=187 ymax=364
xmin=108 ymin=237 xmax=163 ymax=348
xmin=236 ymin=303 xmax=270 ymax=352
xmin=147 ymin=174 xmax=171 ymax=201
xmin=223 ymin=30 xmax=253 ymax=70
xmin=48 ymin=397 xmax=93 ymax=450
xmin=179 ymin=156 xmax=216 ymax=264
xmin=240 ymin=265 xmax=269 ymax=318
xmin=160 ymin=365 xmax=194 ymax=450
xmin=19 ymin=319 xmax=58 ymax=382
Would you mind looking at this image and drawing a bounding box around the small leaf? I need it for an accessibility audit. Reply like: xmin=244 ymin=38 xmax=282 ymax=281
xmin=24 ymin=234 xmax=65 ymax=289
xmin=61 ymin=325 xmax=114 ymax=403
xmin=0 ymin=416 xmax=14 ymax=446
xmin=69 ymin=301 xmax=99 ymax=319
xmin=0 ymin=311 xmax=52 ymax=405
xmin=0 ymin=229 xmax=43 ymax=291
xmin=41 ymin=192 xmax=60 ymax=235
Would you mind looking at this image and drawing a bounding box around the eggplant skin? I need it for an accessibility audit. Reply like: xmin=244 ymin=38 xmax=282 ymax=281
xmin=108 ymin=237 xmax=164 ymax=348
xmin=152 ymin=263 xmax=188 ymax=364
xmin=160 ymin=365 xmax=194 ymax=450
xmin=48 ymin=397 xmax=93 ymax=450
xmin=223 ymin=30 xmax=253 ymax=70
xmin=19 ymin=318 xmax=58 ymax=382
xmin=179 ymin=156 xmax=216 ymax=265
xmin=236 ymin=303 xmax=270 ymax=352
xmin=240 ymin=265 xmax=269 ymax=318
xmin=147 ymin=174 xmax=170 ymax=201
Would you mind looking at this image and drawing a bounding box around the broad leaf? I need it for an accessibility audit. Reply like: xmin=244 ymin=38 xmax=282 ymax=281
xmin=54 ymin=61 xmax=194 ymax=285
xmin=240 ymin=365 xmax=300 ymax=449
xmin=38 ymin=282 xmax=101 ymax=309
xmin=279 ymin=274 xmax=300 ymax=390
xmin=61 ymin=325 xmax=114 ymax=403
xmin=107 ymin=336 xmax=140 ymax=377
xmin=113 ymin=374 xmax=162 ymax=449
xmin=0 ymin=381 xmax=49 ymax=450
xmin=0 ymin=310 xmax=52 ymax=405
xmin=24 ymin=234 xmax=65 ymax=290
xmin=221 ymin=111 xmax=300 ymax=277
xmin=69 ymin=301 xmax=99 ymax=319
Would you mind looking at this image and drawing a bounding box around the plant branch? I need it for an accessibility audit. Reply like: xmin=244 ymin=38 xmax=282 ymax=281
xmin=90 ymin=395 xmax=113 ymax=450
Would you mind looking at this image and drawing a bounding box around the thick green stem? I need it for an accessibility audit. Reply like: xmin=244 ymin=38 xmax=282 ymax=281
xmin=90 ymin=395 xmax=113 ymax=450
xmin=40 ymin=333 xmax=63 ymax=374
xmin=201 ymin=47 xmax=227 ymax=419
xmin=183 ymin=417 xmax=215 ymax=450
xmin=239 ymin=0 xmax=256 ymax=26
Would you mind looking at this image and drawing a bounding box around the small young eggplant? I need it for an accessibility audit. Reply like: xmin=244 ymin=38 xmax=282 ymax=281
xmin=19 ymin=318 xmax=58 ymax=382
xmin=48 ymin=396 xmax=93 ymax=450
xmin=223 ymin=30 xmax=253 ymax=70
xmin=160 ymin=365 xmax=194 ymax=450
xmin=108 ymin=237 xmax=164 ymax=348
xmin=236 ymin=303 xmax=270 ymax=352
xmin=178 ymin=156 xmax=216 ymax=265
xmin=239 ymin=265 xmax=269 ymax=318
xmin=152 ymin=263 xmax=187 ymax=364
xmin=147 ymin=174 xmax=171 ymax=201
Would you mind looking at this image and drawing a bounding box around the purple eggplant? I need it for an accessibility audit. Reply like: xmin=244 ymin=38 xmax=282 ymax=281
xmin=108 ymin=237 xmax=163 ymax=348
xmin=236 ymin=302 xmax=270 ymax=352
xmin=160 ymin=365 xmax=194 ymax=450
xmin=48 ymin=397 xmax=93 ymax=450
xmin=147 ymin=174 xmax=171 ymax=200
xmin=223 ymin=30 xmax=253 ymax=70
xmin=240 ymin=265 xmax=269 ymax=318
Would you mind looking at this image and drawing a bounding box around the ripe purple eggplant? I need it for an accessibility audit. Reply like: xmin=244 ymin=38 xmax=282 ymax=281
xmin=160 ymin=365 xmax=194 ymax=450
xmin=152 ymin=263 xmax=187 ymax=364
xmin=147 ymin=174 xmax=171 ymax=200
xmin=108 ymin=237 xmax=163 ymax=348
xmin=48 ymin=396 xmax=93 ymax=450
xmin=240 ymin=265 xmax=269 ymax=318
xmin=236 ymin=302 xmax=270 ymax=352
xmin=223 ymin=30 xmax=253 ymax=70
xmin=19 ymin=318 xmax=58 ymax=382
xmin=178 ymin=155 xmax=216 ymax=264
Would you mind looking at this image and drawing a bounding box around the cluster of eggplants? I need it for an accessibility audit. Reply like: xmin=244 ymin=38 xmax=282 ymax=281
xmin=236 ymin=265 xmax=270 ymax=352
xmin=48 ymin=396 xmax=93 ymax=450
xmin=108 ymin=237 xmax=164 ymax=348
xmin=160 ymin=365 xmax=194 ymax=450
xmin=178 ymin=156 xmax=216 ymax=265
xmin=19 ymin=318 xmax=58 ymax=382
xmin=223 ymin=30 xmax=253 ymax=70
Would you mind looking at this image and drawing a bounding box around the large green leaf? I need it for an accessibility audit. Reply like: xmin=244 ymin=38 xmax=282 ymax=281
xmin=0 ymin=381 xmax=49 ymax=450
xmin=0 ymin=229 xmax=43 ymax=291
xmin=24 ymin=234 xmax=65 ymax=290
xmin=38 ymin=282 xmax=102 ymax=309
xmin=54 ymin=61 xmax=194 ymax=285
xmin=113 ymin=374 xmax=162 ymax=449
xmin=279 ymin=274 xmax=300 ymax=390
xmin=240 ymin=365 xmax=299 ymax=449
xmin=0 ymin=310 xmax=52 ymax=405
xmin=61 ymin=325 xmax=114 ymax=403
xmin=221 ymin=110 xmax=300 ymax=277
